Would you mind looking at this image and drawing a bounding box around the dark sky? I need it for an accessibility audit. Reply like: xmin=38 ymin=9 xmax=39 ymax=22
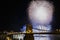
xmin=0 ymin=0 xmax=60 ymax=32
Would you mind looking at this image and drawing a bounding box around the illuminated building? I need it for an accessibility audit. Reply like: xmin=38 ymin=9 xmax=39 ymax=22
xmin=24 ymin=24 xmax=34 ymax=40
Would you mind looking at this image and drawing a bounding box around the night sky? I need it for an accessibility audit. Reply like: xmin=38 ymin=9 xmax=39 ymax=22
xmin=0 ymin=0 xmax=60 ymax=32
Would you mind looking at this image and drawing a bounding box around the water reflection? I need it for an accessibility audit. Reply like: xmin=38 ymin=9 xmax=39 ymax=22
xmin=33 ymin=34 xmax=60 ymax=40
xmin=0 ymin=32 xmax=60 ymax=40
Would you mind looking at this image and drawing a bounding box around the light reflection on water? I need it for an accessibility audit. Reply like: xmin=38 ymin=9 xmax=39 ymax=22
xmin=33 ymin=34 xmax=60 ymax=40
xmin=5 ymin=33 xmax=60 ymax=40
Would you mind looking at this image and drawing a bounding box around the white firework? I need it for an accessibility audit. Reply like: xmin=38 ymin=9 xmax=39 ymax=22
xmin=28 ymin=1 xmax=54 ymax=25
